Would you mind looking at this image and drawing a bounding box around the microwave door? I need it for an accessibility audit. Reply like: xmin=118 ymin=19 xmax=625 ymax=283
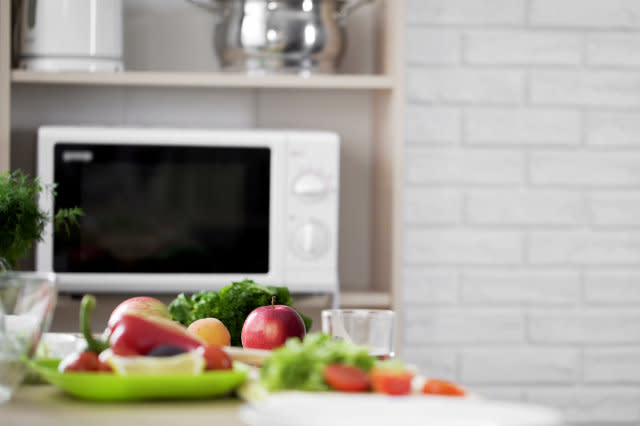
xmin=51 ymin=144 xmax=271 ymax=279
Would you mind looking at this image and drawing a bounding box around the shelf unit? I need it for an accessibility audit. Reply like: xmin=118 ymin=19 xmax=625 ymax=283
xmin=0 ymin=2 xmax=404 ymax=319
xmin=11 ymin=70 xmax=394 ymax=90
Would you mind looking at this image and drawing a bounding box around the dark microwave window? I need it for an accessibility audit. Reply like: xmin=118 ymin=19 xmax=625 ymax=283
xmin=53 ymin=143 xmax=270 ymax=274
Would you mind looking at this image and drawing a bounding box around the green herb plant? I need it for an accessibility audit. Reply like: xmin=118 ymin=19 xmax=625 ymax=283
xmin=169 ymin=279 xmax=313 ymax=346
xmin=0 ymin=170 xmax=83 ymax=270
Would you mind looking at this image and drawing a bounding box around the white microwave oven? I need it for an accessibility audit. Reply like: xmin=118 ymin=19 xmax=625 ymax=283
xmin=36 ymin=126 xmax=340 ymax=294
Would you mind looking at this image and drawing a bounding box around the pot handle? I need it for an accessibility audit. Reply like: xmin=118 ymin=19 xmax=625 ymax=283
xmin=336 ymin=0 xmax=375 ymax=22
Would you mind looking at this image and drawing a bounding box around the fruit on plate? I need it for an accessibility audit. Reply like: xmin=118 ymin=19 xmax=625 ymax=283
xmin=422 ymin=379 xmax=466 ymax=397
xmin=241 ymin=296 xmax=306 ymax=350
xmin=369 ymin=363 xmax=415 ymax=396
xmin=107 ymin=296 xmax=170 ymax=332
xmin=100 ymin=348 xmax=206 ymax=375
xmin=109 ymin=314 xmax=205 ymax=356
xmin=60 ymin=294 xmax=238 ymax=376
xmin=323 ymin=364 xmax=370 ymax=392
xmin=187 ymin=318 xmax=231 ymax=347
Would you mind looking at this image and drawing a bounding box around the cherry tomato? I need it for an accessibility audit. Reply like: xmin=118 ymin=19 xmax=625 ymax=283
xmin=58 ymin=351 xmax=100 ymax=373
xmin=422 ymin=379 xmax=466 ymax=397
xmin=98 ymin=359 xmax=113 ymax=372
xmin=201 ymin=345 xmax=232 ymax=370
xmin=323 ymin=364 xmax=370 ymax=392
xmin=369 ymin=367 xmax=414 ymax=396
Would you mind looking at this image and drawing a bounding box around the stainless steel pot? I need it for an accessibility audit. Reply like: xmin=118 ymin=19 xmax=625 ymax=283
xmin=188 ymin=0 xmax=374 ymax=74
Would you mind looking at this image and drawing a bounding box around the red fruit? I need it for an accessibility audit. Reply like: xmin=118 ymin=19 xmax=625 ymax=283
xmin=323 ymin=364 xmax=370 ymax=392
xmin=109 ymin=314 xmax=204 ymax=356
xmin=422 ymin=379 xmax=466 ymax=397
xmin=58 ymin=351 xmax=100 ymax=373
xmin=201 ymin=345 xmax=233 ymax=370
xmin=369 ymin=367 xmax=414 ymax=396
xmin=241 ymin=298 xmax=306 ymax=350
xmin=107 ymin=296 xmax=170 ymax=333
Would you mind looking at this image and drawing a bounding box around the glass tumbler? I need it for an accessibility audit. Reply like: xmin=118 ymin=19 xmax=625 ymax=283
xmin=322 ymin=309 xmax=396 ymax=358
xmin=0 ymin=272 xmax=57 ymax=402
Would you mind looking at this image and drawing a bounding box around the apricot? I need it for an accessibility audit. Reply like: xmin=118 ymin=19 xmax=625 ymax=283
xmin=187 ymin=318 xmax=231 ymax=347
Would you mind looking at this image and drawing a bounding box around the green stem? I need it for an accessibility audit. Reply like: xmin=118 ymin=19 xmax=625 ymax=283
xmin=81 ymin=295 xmax=109 ymax=353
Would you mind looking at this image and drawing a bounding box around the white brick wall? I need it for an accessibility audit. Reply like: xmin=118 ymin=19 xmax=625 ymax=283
xmin=465 ymin=108 xmax=581 ymax=145
xmin=408 ymin=69 xmax=525 ymax=104
xmin=461 ymin=347 xmax=580 ymax=384
xmin=406 ymin=148 xmax=525 ymax=184
xmin=404 ymin=1 xmax=640 ymax=424
xmin=461 ymin=269 xmax=581 ymax=304
xmin=466 ymin=190 xmax=586 ymax=225
xmin=465 ymin=31 xmax=582 ymax=65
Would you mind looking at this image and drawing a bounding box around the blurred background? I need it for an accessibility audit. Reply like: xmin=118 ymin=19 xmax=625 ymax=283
xmin=3 ymin=0 xmax=640 ymax=424
xmin=402 ymin=1 xmax=640 ymax=425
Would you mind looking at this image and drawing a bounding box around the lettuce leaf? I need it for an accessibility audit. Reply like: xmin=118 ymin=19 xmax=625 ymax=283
xmin=260 ymin=333 xmax=376 ymax=391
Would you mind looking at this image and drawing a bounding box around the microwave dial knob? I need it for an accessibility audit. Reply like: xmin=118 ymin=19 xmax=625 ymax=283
xmin=292 ymin=172 xmax=328 ymax=202
xmin=291 ymin=220 xmax=329 ymax=259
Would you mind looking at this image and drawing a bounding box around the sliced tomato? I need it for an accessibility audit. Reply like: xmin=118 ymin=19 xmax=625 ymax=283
xmin=323 ymin=364 xmax=370 ymax=392
xmin=369 ymin=367 xmax=414 ymax=396
xmin=201 ymin=345 xmax=232 ymax=370
xmin=422 ymin=379 xmax=466 ymax=397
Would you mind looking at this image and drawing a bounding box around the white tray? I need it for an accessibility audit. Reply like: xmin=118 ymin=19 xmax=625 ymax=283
xmin=239 ymin=392 xmax=563 ymax=426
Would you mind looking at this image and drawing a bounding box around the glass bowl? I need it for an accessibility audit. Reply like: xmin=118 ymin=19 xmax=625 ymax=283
xmin=0 ymin=272 xmax=57 ymax=402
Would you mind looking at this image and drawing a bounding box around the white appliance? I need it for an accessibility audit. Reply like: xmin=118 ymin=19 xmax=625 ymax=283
xmin=18 ymin=0 xmax=123 ymax=72
xmin=36 ymin=126 xmax=340 ymax=295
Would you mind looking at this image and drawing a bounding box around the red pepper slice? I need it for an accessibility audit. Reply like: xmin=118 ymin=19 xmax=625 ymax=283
xmin=422 ymin=379 xmax=466 ymax=397
xmin=109 ymin=314 xmax=205 ymax=356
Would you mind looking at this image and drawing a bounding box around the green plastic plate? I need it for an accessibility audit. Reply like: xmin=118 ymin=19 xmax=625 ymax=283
xmin=29 ymin=358 xmax=249 ymax=401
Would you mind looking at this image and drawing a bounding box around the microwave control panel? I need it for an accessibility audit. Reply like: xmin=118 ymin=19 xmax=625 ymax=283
xmin=284 ymin=132 xmax=340 ymax=288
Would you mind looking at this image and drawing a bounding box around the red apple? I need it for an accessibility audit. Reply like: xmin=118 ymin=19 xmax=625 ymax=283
xmin=107 ymin=296 xmax=170 ymax=332
xmin=241 ymin=298 xmax=306 ymax=350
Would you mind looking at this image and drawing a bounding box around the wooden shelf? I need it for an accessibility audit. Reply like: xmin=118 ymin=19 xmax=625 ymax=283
xmin=11 ymin=70 xmax=394 ymax=90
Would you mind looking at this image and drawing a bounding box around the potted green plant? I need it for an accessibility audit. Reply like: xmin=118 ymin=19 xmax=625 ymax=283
xmin=0 ymin=170 xmax=82 ymax=271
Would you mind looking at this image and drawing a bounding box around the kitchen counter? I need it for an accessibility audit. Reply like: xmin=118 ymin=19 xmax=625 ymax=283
xmin=5 ymin=385 xmax=246 ymax=426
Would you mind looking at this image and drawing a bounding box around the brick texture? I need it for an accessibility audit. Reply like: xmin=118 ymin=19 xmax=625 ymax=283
xmin=461 ymin=347 xmax=579 ymax=384
xmin=466 ymin=190 xmax=585 ymax=225
xmin=465 ymin=108 xmax=581 ymax=145
xmin=461 ymin=269 xmax=581 ymax=304
xmin=403 ymin=1 xmax=640 ymax=424
xmin=406 ymin=148 xmax=525 ymax=184
xmin=405 ymin=308 xmax=526 ymax=344
xmin=407 ymin=68 xmax=524 ymax=104
xmin=465 ymin=30 xmax=582 ymax=65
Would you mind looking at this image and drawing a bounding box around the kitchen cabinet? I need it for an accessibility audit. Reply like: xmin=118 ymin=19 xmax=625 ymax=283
xmin=0 ymin=0 xmax=404 ymax=342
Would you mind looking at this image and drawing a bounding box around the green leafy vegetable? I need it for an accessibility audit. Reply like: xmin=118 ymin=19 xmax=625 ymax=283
xmin=260 ymin=333 xmax=376 ymax=392
xmin=168 ymin=279 xmax=312 ymax=346
xmin=0 ymin=170 xmax=83 ymax=269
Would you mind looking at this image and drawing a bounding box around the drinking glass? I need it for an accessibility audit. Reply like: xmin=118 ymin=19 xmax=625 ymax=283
xmin=321 ymin=309 xmax=396 ymax=358
xmin=0 ymin=272 xmax=57 ymax=402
